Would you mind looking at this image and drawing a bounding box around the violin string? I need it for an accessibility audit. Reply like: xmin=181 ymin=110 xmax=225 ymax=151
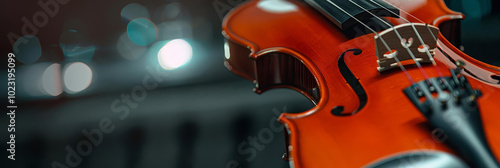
xmin=377 ymin=1 xmax=450 ymax=89
xmin=348 ymin=0 xmax=432 ymax=82
xmin=326 ymin=0 xmax=416 ymax=84
xmin=382 ymin=0 xmax=439 ymax=47
xmin=370 ymin=0 xmax=445 ymax=79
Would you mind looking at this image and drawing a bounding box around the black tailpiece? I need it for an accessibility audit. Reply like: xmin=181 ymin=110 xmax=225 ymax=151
xmin=404 ymin=68 xmax=499 ymax=168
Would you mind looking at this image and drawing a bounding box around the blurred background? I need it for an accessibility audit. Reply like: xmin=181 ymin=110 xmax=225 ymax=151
xmin=0 ymin=0 xmax=498 ymax=167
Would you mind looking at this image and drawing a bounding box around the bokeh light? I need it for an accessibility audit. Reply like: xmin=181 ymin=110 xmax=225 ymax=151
xmin=42 ymin=63 xmax=63 ymax=96
xmin=162 ymin=2 xmax=181 ymax=20
xmin=158 ymin=39 xmax=192 ymax=70
xmin=22 ymin=63 xmax=51 ymax=97
xmin=59 ymin=30 xmax=95 ymax=59
xmin=63 ymin=62 xmax=93 ymax=94
xmin=156 ymin=2 xmax=193 ymax=40
xmin=157 ymin=21 xmax=192 ymax=40
xmin=117 ymin=32 xmax=148 ymax=60
xmin=461 ymin=0 xmax=484 ymax=18
xmin=59 ymin=30 xmax=80 ymax=54
xmin=121 ymin=3 xmax=150 ymax=22
xmin=127 ymin=18 xmax=157 ymax=46
xmin=19 ymin=62 xmax=63 ymax=98
xmin=13 ymin=35 xmax=42 ymax=64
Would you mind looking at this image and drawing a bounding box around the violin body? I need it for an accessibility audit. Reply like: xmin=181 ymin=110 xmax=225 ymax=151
xmin=222 ymin=0 xmax=500 ymax=167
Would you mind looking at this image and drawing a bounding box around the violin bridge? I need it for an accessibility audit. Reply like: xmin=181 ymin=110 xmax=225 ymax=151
xmin=374 ymin=23 xmax=440 ymax=72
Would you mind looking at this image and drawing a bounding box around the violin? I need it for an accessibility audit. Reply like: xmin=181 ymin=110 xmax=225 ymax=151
xmin=222 ymin=0 xmax=500 ymax=167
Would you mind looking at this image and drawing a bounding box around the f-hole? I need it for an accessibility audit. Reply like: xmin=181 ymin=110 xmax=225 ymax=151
xmin=332 ymin=48 xmax=367 ymax=116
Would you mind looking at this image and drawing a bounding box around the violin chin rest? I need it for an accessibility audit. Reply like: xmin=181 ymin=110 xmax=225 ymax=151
xmin=364 ymin=150 xmax=468 ymax=168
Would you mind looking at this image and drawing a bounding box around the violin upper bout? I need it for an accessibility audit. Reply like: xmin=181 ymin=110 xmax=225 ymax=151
xmin=222 ymin=0 xmax=346 ymax=105
xmin=224 ymin=38 xmax=323 ymax=104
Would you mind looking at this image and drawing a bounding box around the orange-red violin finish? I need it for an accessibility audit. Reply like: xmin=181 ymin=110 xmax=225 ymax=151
xmin=222 ymin=0 xmax=500 ymax=167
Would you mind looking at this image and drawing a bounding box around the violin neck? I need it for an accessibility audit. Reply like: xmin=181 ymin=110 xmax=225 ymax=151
xmin=305 ymin=0 xmax=399 ymax=32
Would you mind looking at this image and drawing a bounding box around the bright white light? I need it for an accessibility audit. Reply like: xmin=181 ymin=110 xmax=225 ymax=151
xmin=224 ymin=42 xmax=230 ymax=59
xmin=257 ymin=0 xmax=298 ymax=13
xmin=42 ymin=63 xmax=63 ymax=96
xmin=158 ymin=39 xmax=193 ymax=70
xmin=63 ymin=62 xmax=93 ymax=93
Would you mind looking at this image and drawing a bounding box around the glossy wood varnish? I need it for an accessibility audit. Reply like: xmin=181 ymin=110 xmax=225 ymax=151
xmin=222 ymin=0 xmax=500 ymax=167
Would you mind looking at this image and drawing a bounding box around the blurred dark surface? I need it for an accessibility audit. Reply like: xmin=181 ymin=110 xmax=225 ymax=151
xmin=4 ymin=80 xmax=312 ymax=168
xmin=0 ymin=0 xmax=499 ymax=168
xmin=445 ymin=0 xmax=500 ymax=66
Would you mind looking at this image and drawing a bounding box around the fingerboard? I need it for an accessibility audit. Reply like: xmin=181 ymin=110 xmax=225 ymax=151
xmin=305 ymin=0 xmax=399 ymax=30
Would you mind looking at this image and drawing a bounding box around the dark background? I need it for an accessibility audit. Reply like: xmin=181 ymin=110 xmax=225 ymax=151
xmin=0 ymin=0 xmax=498 ymax=167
